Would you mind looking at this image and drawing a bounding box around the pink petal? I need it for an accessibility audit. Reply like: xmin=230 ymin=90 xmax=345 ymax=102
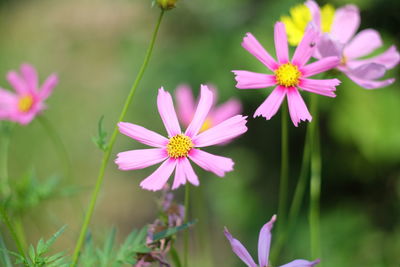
xmin=140 ymin=158 xmax=177 ymax=191
xmin=258 ymin=215 xmax=276 ymax=267
xmin=115 ymin=148 xmax=168 ymax=170
xmin=181 ymin=157 xmax=199 ymax=186
xmin=242 ymin=33 xmax=279 ymax=71
xmin=39 ymin=74 xmax=58 ymax=100
xmin=347 ymin=45 xmax=400 ymax=69
xmin=344 ymin=29 xmax=383 ymax=59
xmin=172 ymin=157 xmax=199 ymax=189
xmin=274 ymin=22 xmax=289 ymax=64
xmin=12 ymin=111 xmax=37 ymax=125
xmin=20 ymin=63 xmax=38 ymax=92
xmin=254 ymin=86 xmax=286 ymax=120
xmin=286 ymin=88 xmax=312 ymax=127
xmin=175 ymin=84 xmax=196 ymax=127
xmin=298 ymin=78 xmax=339 ymax=97
xmin=292 ymin=27 xmax=319 ymax=67
xmin=157 ymin=87 xmax=182 ymax=137
xmin=316 ymin=34 xmax=343 ymax=59
xmin=279 ymin=259 xmax=320 ymax=267
xmin=210 ymin=98 xmax=242 ymax=125
xmin=233 ymin=71 xmax=276 ymax=89
xmin=0 ymin=89 xmax=17 ymax=118
xmin=188 ymin=149 xmax=233 ymax=177
xmin=193 ymin=115 xmax=247 ymax=147
xmin=330 ymin=5 xmax=360 ymax=44
xmin=185 ymin=85 xmax=213 ymax=138
xmin=172 ymin=158 xmax=186 ymax=190
xmin=306 ymin=0 xmax=321 ymax=31
xmin=224 ymin=227 xmax=257 ymax=267
xmin=347 ymin=63 xmax=386 ymax=80
xmin=346 ymin=74 xmax=395 ymax=90
xmin=118 ymin=122 xmax=169 ymax=148
xmin=301 ymin=57 xmax=340 ymax=77
xmin=6 ymin=71 xmax=28 ymax=95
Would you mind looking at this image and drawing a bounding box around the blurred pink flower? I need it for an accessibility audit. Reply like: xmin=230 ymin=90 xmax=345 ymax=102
xmin=224 ymin=215 xmax=320 ymax=267
xmin=0 ymin=63 xmax=58 ymax=125
xmin=233 ymin=22 xmax=340 ymax=126
xmin=115 ymin=85 xmax=247 ymax=191
xmin=175 ymin=84 xmax=242 ymax=133
xmin=306 ymin=0 xmax=399 ymax=89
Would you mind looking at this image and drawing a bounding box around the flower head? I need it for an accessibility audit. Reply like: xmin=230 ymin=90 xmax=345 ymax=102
xmin=175 ymin=84 xmax=242 ymax=133
xmin=115 ymin=85 xmax=248 ymax=191
xmin=224 ymin=215 xmax=320 ymax=267
xmin=233 ymin=22 xmax=340 ymax=126
xmin=307 ymin=1 xmax=399 ymax=89
xmin=0 ymin=63 xmax=58 ymax=125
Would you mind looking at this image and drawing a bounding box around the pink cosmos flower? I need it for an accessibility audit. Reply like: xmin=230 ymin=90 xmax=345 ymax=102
xmin=175 ymin=84 xmax=242 ymax=132
xmin=233 ymin=22 xmax=340 ymax=126
xmin=224 ymin=215 xmax=320 ymax=267
xmin=0 ymin=63 xmax=58 ymax=125
xmin=115 ymin=85 xmax=248 ymax=191
xmin=306 ymin=0 xmax=399 ymax=89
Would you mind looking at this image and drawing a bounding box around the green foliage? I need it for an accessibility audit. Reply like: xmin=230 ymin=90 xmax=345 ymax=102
xmin=92 ymin=116 xmax=108 ymax=151
xmin=152 ymin=221 xmax=196 ymax=242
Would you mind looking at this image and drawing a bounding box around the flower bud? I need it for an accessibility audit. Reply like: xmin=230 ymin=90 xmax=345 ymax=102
xmin=156 ymin=0 xmax=178 ymax=10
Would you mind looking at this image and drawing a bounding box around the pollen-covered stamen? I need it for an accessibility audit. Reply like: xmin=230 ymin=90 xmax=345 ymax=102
xmin=167 ymin=134 xmax=194 ymax=158
xmin=274 ymin=63 xmax=302 ymax=87
xmin=18 ymin=95 xmax=34 ymax=112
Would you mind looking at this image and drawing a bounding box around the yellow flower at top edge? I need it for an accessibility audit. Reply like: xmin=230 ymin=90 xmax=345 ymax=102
xmin=281 ymin=3 xmax=335 ymax=46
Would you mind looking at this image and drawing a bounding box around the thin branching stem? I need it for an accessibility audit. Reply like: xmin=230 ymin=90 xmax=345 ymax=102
xmin=183 ymin=183 xmax=190 ymax=267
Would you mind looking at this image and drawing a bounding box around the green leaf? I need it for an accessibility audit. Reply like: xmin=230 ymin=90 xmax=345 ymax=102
xmin=152 ymin=221 xmax=196 ymax=242
xmin=92 ymin=115 xmax=108 ymax=151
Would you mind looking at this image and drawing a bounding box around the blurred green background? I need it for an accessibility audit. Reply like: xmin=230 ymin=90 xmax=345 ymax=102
xmin=0 ymin=0 xmax=399 ymax=266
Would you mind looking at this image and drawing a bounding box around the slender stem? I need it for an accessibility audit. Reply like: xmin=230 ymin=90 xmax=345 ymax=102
xmin=183 ymin=183 xmax=190 ymax=267
xmin=71 ymin=10 xmax=165 ymax=266
xmin=0 ymin=232 xmax=13 ymax=267
xmin=309 ymin=94 xmax=321 ymax=260
xmin=277 ymin=102 xmax=289 ymax=233
xmin=0 ymin=206 xmax=25 ymax=260
xmin=170 ymin=244 xmax=182 ymax=267
xmin=14 ymin=216 xmax=27 ymax=251
xmin=37 ymin=116 xmax=71 ymax=179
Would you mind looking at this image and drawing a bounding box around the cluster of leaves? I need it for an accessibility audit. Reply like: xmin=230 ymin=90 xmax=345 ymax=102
xmin=92 ymin=116 xmax=108 ymax=152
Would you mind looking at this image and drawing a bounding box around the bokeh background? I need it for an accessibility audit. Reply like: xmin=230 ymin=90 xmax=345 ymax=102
xmin=0 ymin=0 xmax=399 ymax=266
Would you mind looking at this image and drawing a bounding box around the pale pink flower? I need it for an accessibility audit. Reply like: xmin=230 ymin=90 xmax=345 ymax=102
xmin=233 ymin=22 xmax=340 ymax=126
xmin=0 ymin=63 xmax=58 ymax=125
xmin=224 ymin=215 xmax=320 ymax=267
xmin=175 ymin=84 xmax=242 ymax=132
xmin=306 ymin=0 xmax=399 ymax=89
xmin=115 ymin=85 xmax=247 ymax=191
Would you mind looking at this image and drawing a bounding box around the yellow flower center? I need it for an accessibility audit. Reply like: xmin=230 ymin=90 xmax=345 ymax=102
xmin=281 ymin=4 xmax=335 ymax=46
xmin=18 ymin=95 xmax=34 ymax=112
xmin=340 ymin=55 xmax=347 ymax=66
xmin=167 ymin=134 xmax=194 ymax=158
xmin=274 ymin=63 xmax=301 ymax=87
xmin=200 ymin=118 xmax=212 ymax=132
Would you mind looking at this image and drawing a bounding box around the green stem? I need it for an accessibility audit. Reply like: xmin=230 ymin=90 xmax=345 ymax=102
xmin=37 ymin=116 xmax=71 ymax=179
xmin=0 ymin=231 xmax=13 ymax=267
xmin=183 ymin=183 xmax=190 ymax=267
xmin=14 ymin=216 xmax=27 ymax=251
xmin=170 ymin=245 xmax=182 ymax=267
xmin=0 ymin=206 xmax=26 ymax=260
xmin=309 ymin=94 xmax=321 ymax=260
xmin=71 ymin=10 xmax=165 ymax=266
xmin=277 ymin=102 xmax=289 ymax=233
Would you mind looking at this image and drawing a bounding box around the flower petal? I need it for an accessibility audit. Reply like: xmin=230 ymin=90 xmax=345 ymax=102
xmin=292 ymin=27 xmax=319 ymax=67
xmin=344 ymin=29 xmax=383 ymax=59
xmin=185 ymin=85 xmax=213 ymax=138
xmin=316 ymin=34 xmax=343 ymax=58
xmin=7 ymin=71 xmax=28 ymax=95
xmin=346 ymin=74 xmax=395 ymax=90
xmin=188 ymin=149 xmax=233 ymax=177
xmin=330 ymin=5 xmax=360 ymax=44
xmin=115 ymin=148 xmax=168 ymax=170
xmin=211 ymin=98 xmax=242 ymax=125
xmin=39 ymin=74 xmax=58 ymax=100
xmin=172 ymin=158 xmax=186 ymax=190
xmin=298 ymin=78 xmax=339 ymax=97
xmin=301 ymin=57 xmax=340 ymax=77
xmin=157 ymin=87 xmax=181 ymax=137
xmin=233 ymin=71 xmax=276 ymax=89
xmin=347 ymin=45 xmax=400 ymax=70
xmin=140 ymin=158 xmax=177 ymax=191
xmin=306 ymin=0 xmax=321 ymax=30
xmin=274 ymin=22 xmax=289 ymax=64
xmin=224 ymin=227 xmax=258 ymax=267
xmin=0 ymin=89 xmax=17 ymax=118
xmin=175 ymin=84 xmax=196 ymax=127
xmin=286 ymin=87 xmax=312 ymax=127
xmin=20 ymin=64 xmax=38 ymax=92
xmin=118 ymin=122 xmax=169 ymax=148
xmin=347 ymin=63 xmax=386 ymax=80
xmin=279 ymin=259 xmax=320 ymax=267
xmin=242 ymin=33 xmax=279 ymax=71
xmin=182 ymin=157 xmax=199 ymax=186
xmin=258 ymin=215 xmax=276 ymax=267
xmin=254 ymin=86 xmax=286 ymax=120
xmin=193 ymin=115 xmax=247 ymax=147
xmin=172 ymin=157 xmax=199 ymax=189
